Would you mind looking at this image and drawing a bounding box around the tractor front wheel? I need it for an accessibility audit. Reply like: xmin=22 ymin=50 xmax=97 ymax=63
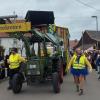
xmin=12 ymin=73 xmax=23 ymax=94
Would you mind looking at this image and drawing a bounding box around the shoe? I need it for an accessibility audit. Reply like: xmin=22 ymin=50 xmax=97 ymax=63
xmin=79 ymin=89 xmax=83 ymax=96
xmin=7 ymin=86 xmax=12 ymax=90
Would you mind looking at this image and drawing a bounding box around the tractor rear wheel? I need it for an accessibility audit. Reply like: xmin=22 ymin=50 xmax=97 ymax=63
xmin=52 ymin=72 xmax=60 ymax=93
xmin=59 ymin=65 xmax=63 ymax=84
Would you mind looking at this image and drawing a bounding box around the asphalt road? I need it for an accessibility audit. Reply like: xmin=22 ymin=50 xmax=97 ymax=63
xmin=0 ymin=71 xmax=100 ymax=100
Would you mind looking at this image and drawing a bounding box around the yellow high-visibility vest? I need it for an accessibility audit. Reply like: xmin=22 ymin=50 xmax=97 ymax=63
xmin=9 ymin=53 xmax=25 ymax=69
xmin=67 ymin=54 xmax=92 ymax=70
xmin=72 ymin=54 xmax=86 ymax=69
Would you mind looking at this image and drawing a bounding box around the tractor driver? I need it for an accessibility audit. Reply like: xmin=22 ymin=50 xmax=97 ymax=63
xmin=7 ymin=48 xmax=25 ymax=90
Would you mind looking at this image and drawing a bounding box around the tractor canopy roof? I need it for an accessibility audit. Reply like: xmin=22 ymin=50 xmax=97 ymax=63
xmin=30 ymin=29 xmax=63 ymax=46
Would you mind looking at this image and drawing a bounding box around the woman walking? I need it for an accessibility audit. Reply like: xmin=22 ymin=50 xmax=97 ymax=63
xmin=67 ymin=48 xmax=92 ymax=95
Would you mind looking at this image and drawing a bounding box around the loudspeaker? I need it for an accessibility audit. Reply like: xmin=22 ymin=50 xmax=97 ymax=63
xmin=25 ymin=10 xmax=54 ymax=26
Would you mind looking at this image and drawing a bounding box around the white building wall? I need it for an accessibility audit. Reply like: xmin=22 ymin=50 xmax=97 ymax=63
xmin=0 ymin=38 xmax=38 ymax=57
xmin=0 ymin=38 xmax=26 ymax=56
xmin=1 ymin=38 xmax=13 ymax=56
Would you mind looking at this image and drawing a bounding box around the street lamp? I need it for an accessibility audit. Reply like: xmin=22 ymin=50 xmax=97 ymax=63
xmin=91 ymin=16 xmax=98 ymax=31
xmin=91 ymin=16 xmax=99 ymax=49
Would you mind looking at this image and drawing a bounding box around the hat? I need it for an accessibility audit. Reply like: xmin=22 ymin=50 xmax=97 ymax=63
xmin=11 ymin=48 xmax=18 ymax=53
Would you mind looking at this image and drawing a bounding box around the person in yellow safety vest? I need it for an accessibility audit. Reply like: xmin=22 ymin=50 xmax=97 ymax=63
xmin=7 ymin=48 xmax=25 ymax=90
xmin=67 ymin=48 xmax=92 ymax=95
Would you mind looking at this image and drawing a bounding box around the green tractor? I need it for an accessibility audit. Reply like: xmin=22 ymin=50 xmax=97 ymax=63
xmin=0 ymin=11 xmax=67 ymax=94
xmin=9 ymin=29 xmax=64 ymax=94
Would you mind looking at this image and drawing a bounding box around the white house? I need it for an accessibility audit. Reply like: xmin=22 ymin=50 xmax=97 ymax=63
xmin=0 ymin=33 xmax=26 ymax=57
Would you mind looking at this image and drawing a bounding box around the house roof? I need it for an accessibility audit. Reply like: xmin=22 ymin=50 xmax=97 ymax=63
xmin=86 ymin=30 xmax=100 ymax=42
xmin=69 ymin=40 xmax=78 ymax=49
xmin=75 ymin=30 xmax=100 ymax=49
xmin=76 ymin=44 xmax=94 ymax=50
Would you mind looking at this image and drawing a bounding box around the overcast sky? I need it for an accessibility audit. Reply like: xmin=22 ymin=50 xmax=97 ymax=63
xmin=0 ymin=0 xmax=100 ymax=40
